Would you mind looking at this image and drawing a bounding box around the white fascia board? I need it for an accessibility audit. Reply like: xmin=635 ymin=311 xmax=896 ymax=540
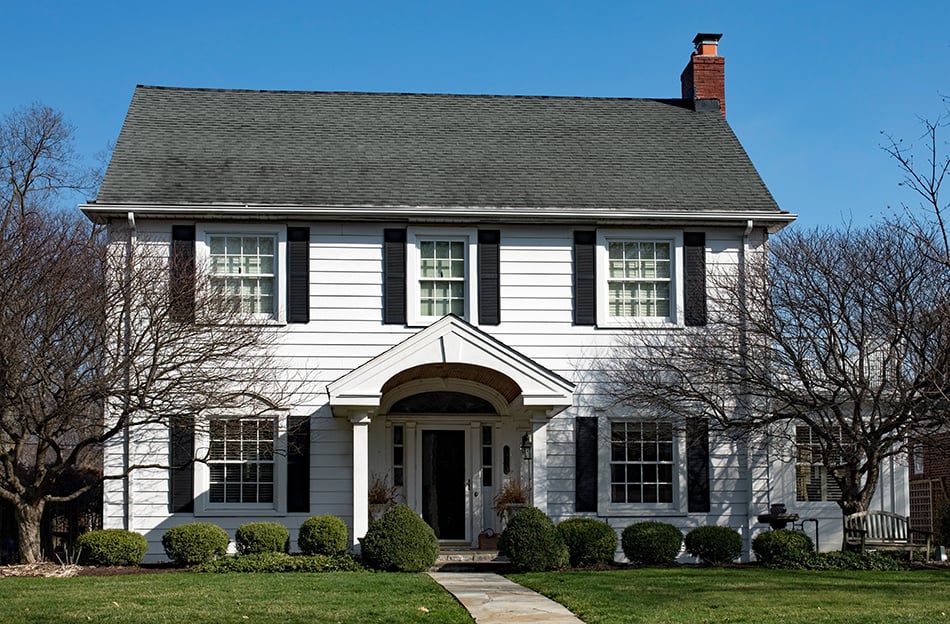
xmin=81 ymin=202 xmax=796 ymax=231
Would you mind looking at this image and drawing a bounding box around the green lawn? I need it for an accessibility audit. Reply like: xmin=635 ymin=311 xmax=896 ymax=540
xmin=0 ymin=572 xmax=473 ymax=624
xmin=510 ymin=567 xmax=950 ymax=624
xmin=3 ymin=568 xmax=948 ymax=624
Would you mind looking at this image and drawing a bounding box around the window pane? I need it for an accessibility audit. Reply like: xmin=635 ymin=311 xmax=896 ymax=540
xmin=610 ymin=419 xmax=675 ymax=507
xmin=417 ymin=238 xmax=466 ymax=318
xmin=207 ymin=417 xmax=276 ymax=506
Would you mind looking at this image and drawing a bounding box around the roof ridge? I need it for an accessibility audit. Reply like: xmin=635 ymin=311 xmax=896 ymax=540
xmin=134 ymin=84 xmax=685 ymax=104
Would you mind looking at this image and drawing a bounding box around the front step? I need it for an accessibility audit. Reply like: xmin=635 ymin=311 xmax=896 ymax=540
xmin=430 ymin=549 xmax=511 ymax=572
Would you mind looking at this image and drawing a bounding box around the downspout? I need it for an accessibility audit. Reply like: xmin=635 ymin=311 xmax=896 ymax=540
xmin=739 ymin=219 xmax=756 ymax=558
xmin=123 ymin=211 xmax=135 ymax=531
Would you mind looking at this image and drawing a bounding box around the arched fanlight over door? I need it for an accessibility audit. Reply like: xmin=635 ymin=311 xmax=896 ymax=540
xmin=389 ymin=391 xmax=497 ymax=414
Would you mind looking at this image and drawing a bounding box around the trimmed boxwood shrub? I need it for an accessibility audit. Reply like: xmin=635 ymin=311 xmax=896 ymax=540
xmin=621 ymin=521 xmax=683 ymax=566
xmin=557 ymin=517 xmax=618 ymax=567
xmin=752 ymin=529 xmax=814 ymax=566
xmin=235 ymin=522 xmax=290 ymax=555
xmin=162 ymin=522 xmax=230 ymax=566
xmin=298 ymin=515 xmax=349 ymax=556
xmin=360 ymin=504 xmax=439 ymax=572
xmin=77 ymin=529 xmax=148 ymax=566
xmin=499 ymin=506 xmax=569 ymax=572
xmin=684 ymin=525 xmax=742 ymax=565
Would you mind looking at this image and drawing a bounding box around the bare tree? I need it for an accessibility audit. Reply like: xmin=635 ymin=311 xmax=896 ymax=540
xmin=0 ymin=105 xmax=288 ymax=562
xmin=605 ymin=223 xmax=950 ymax=515
xmin=882 ymin=104 xmax=950 ymax=260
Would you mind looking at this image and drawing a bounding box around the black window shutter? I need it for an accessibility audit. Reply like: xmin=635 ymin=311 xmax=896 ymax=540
xmin=170 ymin=225 xmax=196 ymax=323
xmin=478 ymin=230 xmax=500 ymax=325
xmin=573 ymin=231 xmax=596 ymax=326
xmin=686 ymin=417 xmax=711 ymax=513
xmin=575 ymin=417 xmax=599 ymax=512
xmin=383 ymin=229 xmax=407 ymax=325
xmin=287 ymin=227 xmax=310 ymax=324
xmin=169 ymin=415 xmax=195 ymax=513
xmin=286 ymin=415 xmax=311 ymax=513
xmin=684 ymin=232 xmax=707 ymax=326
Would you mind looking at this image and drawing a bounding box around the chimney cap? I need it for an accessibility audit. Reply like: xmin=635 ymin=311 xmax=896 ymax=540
xmin=692 ymin=33 xmax=723 ymax=46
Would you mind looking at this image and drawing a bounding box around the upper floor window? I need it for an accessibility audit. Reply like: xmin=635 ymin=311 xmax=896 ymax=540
xmin=407 ymin=228 xmax=478 ymax=325
xmin=195 ymin=225 xmax=287 ymax=323
xmin=795 ymin=425 xmax=843 ymax=503
xmin=209 ymin=235 xmax=276 ymax=316
xmin=607 ymin=241 xmax=671 ymax=318
xmin=419 ymin=240 xmax=466 ymax=317
xmin=596 ymin=230 xmax=683 ymax=327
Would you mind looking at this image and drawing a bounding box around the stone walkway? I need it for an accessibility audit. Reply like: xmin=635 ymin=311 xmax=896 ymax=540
xmin=428 ymin=571 xmax=585 ymax=623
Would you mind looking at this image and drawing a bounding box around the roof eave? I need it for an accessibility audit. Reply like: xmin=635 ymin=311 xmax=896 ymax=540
xmin=81 ymin=202 xmax=796 ymax=232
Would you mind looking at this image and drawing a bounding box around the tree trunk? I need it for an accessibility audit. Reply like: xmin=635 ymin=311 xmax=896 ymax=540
xmin=14 ymin=501 xmax=46 ymax=564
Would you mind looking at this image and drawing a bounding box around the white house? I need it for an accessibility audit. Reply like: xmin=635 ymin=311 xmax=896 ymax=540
xmin=82 ymin=34 xmax=906 ymax=561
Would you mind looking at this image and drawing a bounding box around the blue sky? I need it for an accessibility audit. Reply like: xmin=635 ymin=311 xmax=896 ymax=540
xmin=5 ymin=0 xmax=947 ymax=229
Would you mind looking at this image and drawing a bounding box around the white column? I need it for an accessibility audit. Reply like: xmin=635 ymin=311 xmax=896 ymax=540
xmin=351 ymin=412 xmax=372 ymax=546
xmin=530 ymin=415 xmax=548 ymax=513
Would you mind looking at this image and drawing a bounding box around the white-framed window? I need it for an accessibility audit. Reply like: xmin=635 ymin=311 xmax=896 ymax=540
xmin=407 ymin=228 xmax=478 ymax=325
xmin=194 ymin=410 xmax=288 ymax=515
xmin=599 ymin=416 xmax=685 ymax=514
xmin=596 ymin=230 xmax=684 ymax=326
xmin=610 ymin=421 xmax=675 ymax=504
xmin=795 ymin=425 xmax=843 ymax=503
xmin=208 ymin=417 xmax=276 ymax=505
xmin=912 ymin=445 xmax=925 ymax=475
xmin=196 ymin=225 xmax=287 ymax=322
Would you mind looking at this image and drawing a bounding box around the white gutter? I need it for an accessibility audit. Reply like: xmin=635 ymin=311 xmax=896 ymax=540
xmin=82 ymin=203 xmax=797 ymax=231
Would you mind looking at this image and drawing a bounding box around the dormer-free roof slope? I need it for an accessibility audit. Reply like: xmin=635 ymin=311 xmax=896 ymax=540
xmin=95 ymin=86 xmax=783 ymax=219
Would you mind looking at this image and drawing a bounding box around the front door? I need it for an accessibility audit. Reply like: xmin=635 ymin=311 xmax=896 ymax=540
xmin=421 ymin=430 xmax=467 ymax=540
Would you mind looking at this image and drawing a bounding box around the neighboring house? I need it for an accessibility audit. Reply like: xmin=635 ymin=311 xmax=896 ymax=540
xmin=82 ymin=33 xmax=904 ymax=561
xmin=909 ymin=436 xmax=950 ymax=537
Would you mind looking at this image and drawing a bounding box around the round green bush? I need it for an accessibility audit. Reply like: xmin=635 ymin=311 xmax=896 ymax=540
xmin=298 ymin=515 xmax=349 ymax=556
xmin=621 ymin=521 xmax=683 ymax=566
xmin=360 ymin=504 xmax=439 ymax=572
xmin=162 ymin=522 xmax=230 ymax=566
xmin=557 ymin=517 xmax=618 ymax=567
xmin=499 ymin=506 xmax=569 ymax=572
xmin=752 ymin=529 xmax=814 ymax=565
xmin=77 ymin=529 xmax=148 ymax=566
xmin=684 ymin=525 xmax=742 ymax=565
xmin=235 ymin=522 xmax=290 ymax=555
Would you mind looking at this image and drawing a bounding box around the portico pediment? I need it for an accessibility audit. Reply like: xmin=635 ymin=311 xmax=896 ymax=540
xmin=327 ymin=315 xmax=574 ymax=416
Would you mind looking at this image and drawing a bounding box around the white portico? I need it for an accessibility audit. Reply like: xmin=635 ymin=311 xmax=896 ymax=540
xmin=327 ymin=315 xmax=575 ymax=545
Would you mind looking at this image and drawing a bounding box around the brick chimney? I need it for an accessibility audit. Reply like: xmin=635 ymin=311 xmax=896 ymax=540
xmin=680 ymin=33 xmax=725 ymax=117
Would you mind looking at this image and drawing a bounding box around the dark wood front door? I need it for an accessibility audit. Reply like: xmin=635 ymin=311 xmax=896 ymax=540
xmin=421 ymin=430 xmax=466 ymax=540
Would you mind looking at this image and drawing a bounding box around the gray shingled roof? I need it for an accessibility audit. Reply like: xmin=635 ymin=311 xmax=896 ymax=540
xmin=96 ymin=86 xmax=781 ymax=215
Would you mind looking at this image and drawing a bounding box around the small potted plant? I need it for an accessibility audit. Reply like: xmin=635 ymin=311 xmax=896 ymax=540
xmin=368 ymin=473 xmax=398 ymax=523
xmin=492 ymin=479 xmax=529 ymax=526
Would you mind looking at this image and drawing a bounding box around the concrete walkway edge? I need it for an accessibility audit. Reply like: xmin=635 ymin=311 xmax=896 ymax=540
xmin=429 ymin=571 xmax=586 ymax=624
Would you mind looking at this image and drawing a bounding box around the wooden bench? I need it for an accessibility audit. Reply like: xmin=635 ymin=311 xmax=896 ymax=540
xmin=843 ymin=511 xmax=933 ymax=560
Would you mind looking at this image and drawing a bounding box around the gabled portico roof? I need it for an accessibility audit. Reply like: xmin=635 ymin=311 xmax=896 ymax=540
xmin=327 ymin=315 xmax=574 ymax=416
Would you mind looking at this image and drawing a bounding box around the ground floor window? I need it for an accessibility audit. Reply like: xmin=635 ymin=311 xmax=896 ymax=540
xmin=208 ymin=417 xmax=276 ymax=504
xmin=795 ymin=425 xmax=843 ymax=502
xmin=610 ymin=421 xmax=674 ymax=504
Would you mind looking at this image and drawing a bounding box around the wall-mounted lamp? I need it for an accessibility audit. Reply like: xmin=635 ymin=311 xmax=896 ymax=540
xmin=520 ymin=432 xmax=533 ymax=461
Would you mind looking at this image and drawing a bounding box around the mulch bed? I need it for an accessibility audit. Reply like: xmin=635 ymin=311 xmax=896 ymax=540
xmin=1 ymin=562 xmax=186 ymax=578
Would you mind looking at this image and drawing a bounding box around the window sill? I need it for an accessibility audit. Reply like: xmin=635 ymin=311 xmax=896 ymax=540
xmin=601 ymin=504 xmax=684 ymax=517
xmin=195 ymin=505 xmax=284 ymax=517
